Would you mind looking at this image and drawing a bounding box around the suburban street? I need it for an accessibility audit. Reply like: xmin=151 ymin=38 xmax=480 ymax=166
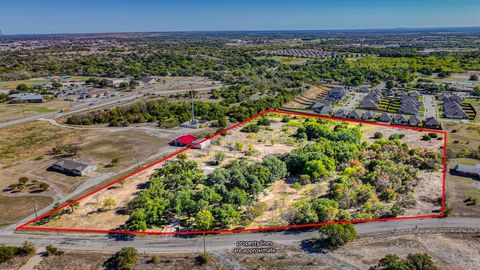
xmin=424 ymin=94 xmax=438 ymax=118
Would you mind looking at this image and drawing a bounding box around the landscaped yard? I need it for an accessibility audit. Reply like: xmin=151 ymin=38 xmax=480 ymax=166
xmin=377 ymin=97 xmax=400 ymax=113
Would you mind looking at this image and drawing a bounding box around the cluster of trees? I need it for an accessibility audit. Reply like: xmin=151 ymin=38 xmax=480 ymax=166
xmin=53 ymin=41 xmax=478 ymax=129
xmin=285 ymin=120 xmax=442 ymax=224
xmin=284 ymin=121 xmax=362 ymax=182
xmin=0 ymin=241 xmax=36 ymax=264
xmin=66 ymin=99 xmax=227 ymax=127
xmin=66 ymin=89 xmax=294 ymax=128
xmin=378 ymin=253 xmax=437 ymax=270
xmin=6 ymin=177 xmax=49 ymax=193
xmin=122 ymin=154 xmax=287 ymax=231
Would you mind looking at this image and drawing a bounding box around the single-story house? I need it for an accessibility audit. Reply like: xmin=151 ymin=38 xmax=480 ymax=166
xmin=359 ymin=99 xmax=378 ymax=110
xmin=378 ymin=113 xmax=392 ymax=123
xmin=425 ymin=117 xmax=441 ymax=129
xmin=315 ymin=104 xmax=332 ymax=115
xmin=333 ymin=109 xmax=347 ymax=118
xmin=52 ymin=159 xmax=96 ymax=176
xmin=451 ymin=164 xmax=480 ymax=178
xmin=327 ymin=87 xmax=346 ymax=102
xmin=393 ymin=114 xmax=408 ymax=125
xmin=170 ymin=135 xmax=196 ymax=147
xmin=192 ymin=138 xmax=211 ymax=149
xmin=108 ymin=78 xmax=129 ymax=87
xmin=347 ymin=110 xmax=361 ymax=120
xmin=409 ymin=115 xmax=422 ymax=126
xmin=140 ymin=76 xmax=157 ymax=85
xmin=8 ymin=93 xmax=44 ymax=103
xmin=361 ymin=111 xmax=375 ymax=120
xmin=443 ymin=100 xmax=469 ymax=119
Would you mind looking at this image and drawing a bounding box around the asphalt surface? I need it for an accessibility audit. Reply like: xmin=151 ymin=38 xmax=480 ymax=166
xmin=0 ymin=85 xmax=219 ymax=129
xmin=1 ymin=217 xmax=479 ymax=254
xmin=423 ymin=94 xmax=438 ymax=118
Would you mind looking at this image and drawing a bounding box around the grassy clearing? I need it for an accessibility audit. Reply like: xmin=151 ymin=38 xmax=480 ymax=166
xmin=446 ymin=158 xmax=480 ymax=217
xmin=443 ymin=122 xmax=480 ymax=157
xmin=0 ymin=100 xmax=76 ymax=122
xmin=0 ymin=76 xmax=91 ymax=89
xmin=0 ymin=195 xmax=53 ymax=227
xmin=350 ymin=56 xmax=465 ymax=73
xmin=0 ymin=121 xmax=84 ymax=165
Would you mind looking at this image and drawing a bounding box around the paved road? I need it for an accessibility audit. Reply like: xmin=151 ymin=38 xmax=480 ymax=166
xmin=343 ymin=92 xmax=365 ymax=111
xmin=1 ymin=217 xmax=479 ymax=253
xmin=0 ymin=86 xmax=219 ymax=129
xmin=424 ymin=94 xmax=438 ymax=118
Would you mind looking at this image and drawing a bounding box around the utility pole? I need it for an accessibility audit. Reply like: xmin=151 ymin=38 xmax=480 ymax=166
xmin=33 ymin=201 xmax=38 ymax=219
xmin=203 ymin=232 xmax=206 ymax=254
xmin=190 ymin=90 xmax=195 ymax=124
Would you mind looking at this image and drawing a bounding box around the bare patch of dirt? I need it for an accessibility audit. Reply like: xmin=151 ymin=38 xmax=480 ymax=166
xmin=230 ymin=243 xmax=332 ymax=270
xmin=331 ymin=233 xmax=480 ymax=270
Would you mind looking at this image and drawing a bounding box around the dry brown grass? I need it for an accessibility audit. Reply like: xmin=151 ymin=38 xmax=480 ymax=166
xmin=36 ymin=251 xmax=227 ymax=270
xmin=331 ymin=233 xmax=480 ymax=270
xmin=0 ymin=194 xmax=53 ymax=227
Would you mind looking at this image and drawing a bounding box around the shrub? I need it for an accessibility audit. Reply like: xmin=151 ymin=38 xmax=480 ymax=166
xmin=0 ymin=246 xmax=17 ymax=263
xmin=281 ymin=116 xmax=290 ymax=123
xmin=109 ymin=247 xmax=140 ymax=270
xmin=257 ymin=117 xmax=272 ymax=126
xmin=196 ymin=253 xmax=211 ymax=265
xmin=319 ymin=224 xmax=357 ymax=247
xmin=0 ymin=241 xmax=36 ymax=263
xmin=428 ymin=133 xmax=438 ymax=138
xmin=378 ymin=253 xmax=437 ymax=270
xmin=293 ymin=182 xmax=302 ymax=190
xmin=103 ymin=197 xmax=117 ymax=210
xmin=39 ymin=182 xmax=50 ymax=191
xmin=240 ymin=124 xmax=260 ymax=133
xmin=422 ymin=134 xmax=431 ymax=141
xmin=18 ymin=177 xmax=29 ymax=185
xmin=373 ymin=132 xmax=383 ymax=139
xmin=150 ymin=255 xmax=160 ymax=264
xmin=18 ymin=241 xmax=36 ymax=256
xmin=388 ymin=133 xmax=405 ymax=140
xmin=45 ymin=244 xmax=63 ymax=256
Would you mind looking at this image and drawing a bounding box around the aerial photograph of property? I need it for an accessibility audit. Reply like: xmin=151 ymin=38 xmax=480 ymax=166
xmin=0 ymin=0 xmax=479 ymax=269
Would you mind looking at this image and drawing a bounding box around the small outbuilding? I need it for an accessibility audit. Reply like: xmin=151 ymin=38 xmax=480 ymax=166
xmin=192 ymin=138 xmax=211 ymax=149
xmin=170 ymin=135 xmax=196 ymax=147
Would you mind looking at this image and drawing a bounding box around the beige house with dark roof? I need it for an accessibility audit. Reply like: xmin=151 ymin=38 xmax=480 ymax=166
xmin=52 ymin=159 xmax=96 ymax=176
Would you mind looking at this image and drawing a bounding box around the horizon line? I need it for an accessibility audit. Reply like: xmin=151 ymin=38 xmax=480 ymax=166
xmin=2 ymin=25 xmax=480 ymax=37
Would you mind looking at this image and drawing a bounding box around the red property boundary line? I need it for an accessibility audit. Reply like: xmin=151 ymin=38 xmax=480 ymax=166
xmin=16 ymin=109 xmax=447 ymax=235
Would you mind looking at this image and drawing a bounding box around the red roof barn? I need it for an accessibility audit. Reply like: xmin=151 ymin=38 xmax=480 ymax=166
xmin=170 ymin=135 xmax=196 ymax=146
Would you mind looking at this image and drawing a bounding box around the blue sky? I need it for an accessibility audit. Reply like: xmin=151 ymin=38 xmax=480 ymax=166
xmin=0 ymin=0 xmax=479 ymax=34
